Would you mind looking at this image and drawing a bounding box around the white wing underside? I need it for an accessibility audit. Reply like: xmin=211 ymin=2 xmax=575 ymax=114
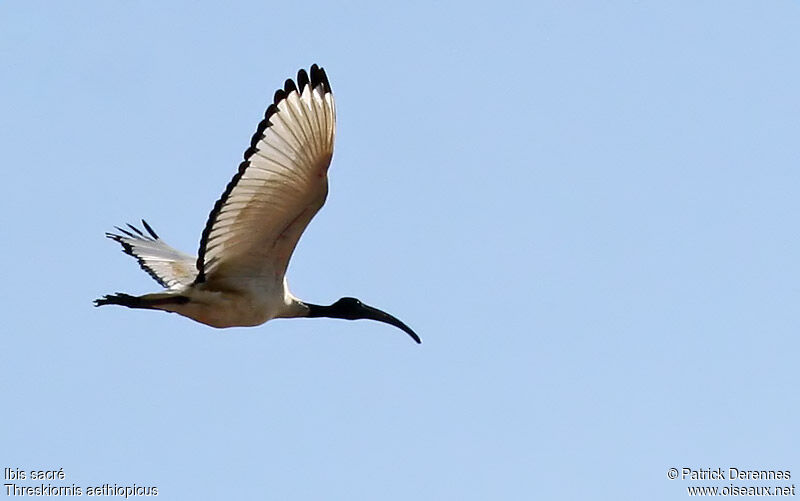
xmin=107 ymin=66 xmax=336 ymax=294
xmin=106 ymin=222 xmax=197 ymax=289
xmin=195 ymin=66 xmax=336 ymax=290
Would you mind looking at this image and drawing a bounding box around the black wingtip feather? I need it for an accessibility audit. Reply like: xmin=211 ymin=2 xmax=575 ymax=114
xmin=126 ymin=223 xmax=145 ymax=237
xmin=114 ymin=226 xmax=137 ymax=238
xmin=310 ymin=63 xmax=321 ymax=82
xmin=284 ymin=78 xmax=297 ymax=94
xmin=265 ymin=103 xmax=279 ymax=117
xmin=309 ymin=64 xmax=330 ymax=92
xmin=250 ymin=130 xmax=263 ymax=147
xmin=243 ymin=146 xmax=258 ymax=158
xmin=297 ymin=69 xmax=309 ymax=91
xmin=141 ymin=219 xmax=159 ymax=239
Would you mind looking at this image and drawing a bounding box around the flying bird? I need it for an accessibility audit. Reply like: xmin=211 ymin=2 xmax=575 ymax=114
xmin=95 ymin=64 xmax=420 ymax=344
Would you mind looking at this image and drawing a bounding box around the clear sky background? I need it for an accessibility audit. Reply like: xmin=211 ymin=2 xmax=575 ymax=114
xmin=1 ymin=1 xmax=798 ymax=499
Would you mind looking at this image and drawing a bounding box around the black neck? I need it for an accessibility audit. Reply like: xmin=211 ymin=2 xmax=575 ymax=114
xmin=305 ymin=302 xmax=339 ymax=318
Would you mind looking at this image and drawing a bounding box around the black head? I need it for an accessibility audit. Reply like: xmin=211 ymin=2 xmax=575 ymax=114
xmin=306 ymin=297 xmax=421 ymax=344
xmin=330 ymin=297 xmax=368 ymax=319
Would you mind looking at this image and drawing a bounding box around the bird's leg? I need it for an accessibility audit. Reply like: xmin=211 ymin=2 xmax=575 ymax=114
xmin=94 ymin=292 xmax=190 ymax=309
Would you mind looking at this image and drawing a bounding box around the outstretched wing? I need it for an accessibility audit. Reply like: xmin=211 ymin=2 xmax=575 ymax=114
xmin=195 ymin=64 xmax=336 ymax=288
xmin=107 ymin=220 xmax=197 ymax=289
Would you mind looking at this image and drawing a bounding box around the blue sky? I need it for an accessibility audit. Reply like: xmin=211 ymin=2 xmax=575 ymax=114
xmin=1 ymin=1 xmax=798 ymax=499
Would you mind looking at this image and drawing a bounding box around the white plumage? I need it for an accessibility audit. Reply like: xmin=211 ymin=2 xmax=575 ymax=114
xmin=96 ymin=65 xmax=420 ymax=344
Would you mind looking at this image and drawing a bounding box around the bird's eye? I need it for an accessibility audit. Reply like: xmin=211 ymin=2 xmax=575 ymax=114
xmin=336 ymin=297 xmax=362 ymax=309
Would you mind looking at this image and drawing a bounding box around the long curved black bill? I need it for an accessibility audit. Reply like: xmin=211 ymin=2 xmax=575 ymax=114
xmin=306 ymin=298 xmax=422 ymax=344
xmin=358 ymin=303 xmax=421 ymax=344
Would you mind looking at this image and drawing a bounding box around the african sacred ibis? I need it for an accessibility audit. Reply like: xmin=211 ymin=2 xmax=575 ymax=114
xmin=95 ymin=64 xmax=420 ymax=344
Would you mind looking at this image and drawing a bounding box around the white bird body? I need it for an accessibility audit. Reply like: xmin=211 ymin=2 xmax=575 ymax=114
xmin=96 ymin=65 xmax=420 ymax=343
xmin=135 ymin=279 xmax=302 ymax=328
